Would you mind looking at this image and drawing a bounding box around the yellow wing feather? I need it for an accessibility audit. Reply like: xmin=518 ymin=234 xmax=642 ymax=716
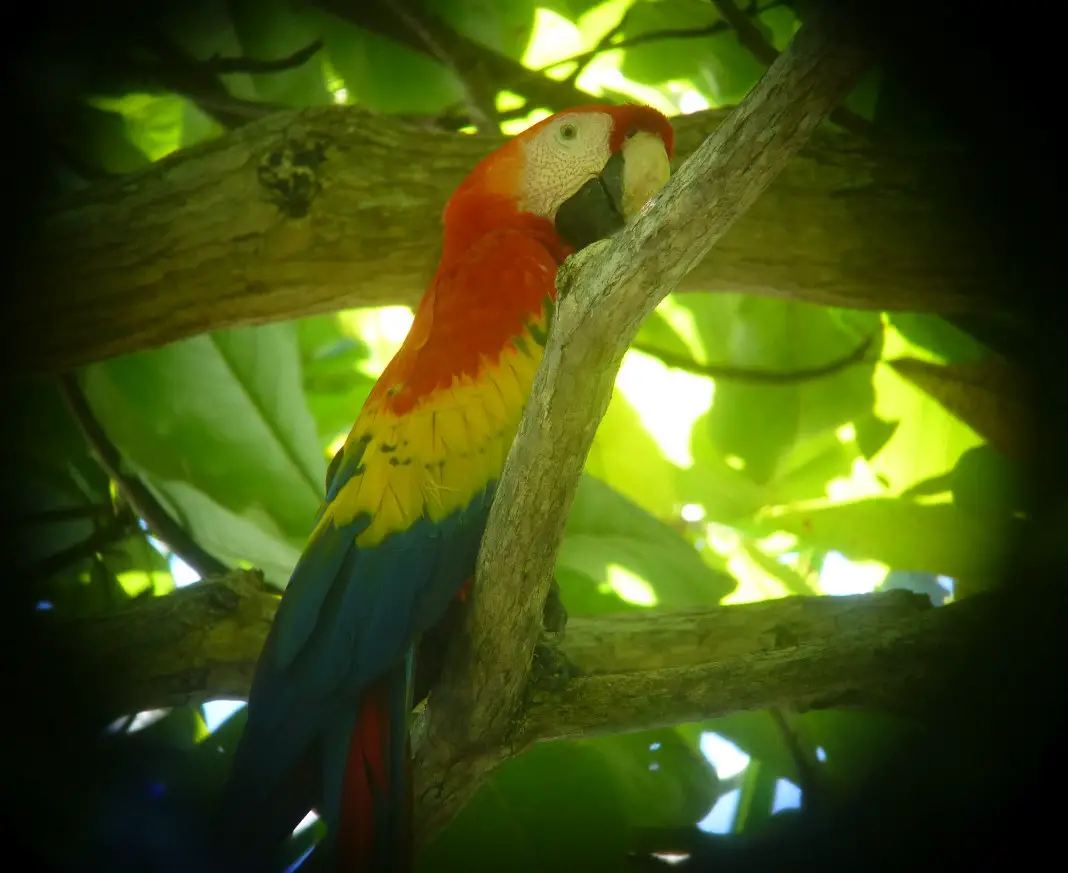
xmin=317 ymin=328 xmax=544 ymax=548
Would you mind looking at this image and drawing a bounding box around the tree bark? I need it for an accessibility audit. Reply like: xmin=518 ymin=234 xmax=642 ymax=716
xmin=16 ymin=101 xmax=994 ymax=376
xmin=61 ymin=569 xmax=992 ymax=843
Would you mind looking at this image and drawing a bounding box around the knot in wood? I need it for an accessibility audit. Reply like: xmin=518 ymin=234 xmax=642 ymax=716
xmin=258 ymin=137 xmax=329 ymax=219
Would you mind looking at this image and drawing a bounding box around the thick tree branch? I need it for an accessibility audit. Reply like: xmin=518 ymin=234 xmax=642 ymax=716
xmin=13 ymin=100 xmax=998 ymax=376
xmin=413 ymin=5 xmax=875 ymax=841
xmin=60 ymin=572 xmax=933 ymax=716
xmin=62 ymin=569 xmax=995 ymax=836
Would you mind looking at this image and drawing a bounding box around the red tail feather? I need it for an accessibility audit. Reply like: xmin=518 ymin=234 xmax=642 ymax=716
xmin=339 ymin=682 xmax=390 ymax=870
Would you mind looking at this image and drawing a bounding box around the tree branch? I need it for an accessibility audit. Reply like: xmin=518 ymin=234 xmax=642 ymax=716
xmin=14 ymin=101 xmax=998 ymax=377
xmin=631 ymin=331 xmax=876 ymax=384
xmin=413 ymin=4 xmax=875 ymax=841
xmin=61 ymin=567 xmax=996 ymax=834
xmin=712 ymin=0 xmax=876 ymax=137
xmin=196 ymin=39 xmax=324 ymax=76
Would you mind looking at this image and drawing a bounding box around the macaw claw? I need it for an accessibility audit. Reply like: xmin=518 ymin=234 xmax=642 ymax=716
xmin=542 ymin=577 xmax=569 ymax=637
xmin=532 ymin=639 xmax=581 ymax=693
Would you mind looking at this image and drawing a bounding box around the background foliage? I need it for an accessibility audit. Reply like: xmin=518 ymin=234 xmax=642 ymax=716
xmin=14 ymin=0 xmax=1020 ymax=869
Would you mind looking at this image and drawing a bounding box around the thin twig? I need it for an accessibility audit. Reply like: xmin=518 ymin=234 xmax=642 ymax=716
xmin=19 ymin=508 xmax=138 ymax=586
xmin=198 ymin=39 xmax=324 ymax=76
xmin=631 ymin=332 xmax=876 ymax=383
xmin=136 ymin=26 xmax=286 ymax=129
xmin=58 ymin=374 xmax=229 ymax=579
xmin=525 ymin=0 xmax=785 ymax=79
xmin=490 ymin=1 xmax=784 ymax=125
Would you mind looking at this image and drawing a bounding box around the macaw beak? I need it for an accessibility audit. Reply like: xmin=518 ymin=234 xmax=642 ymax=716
xmin=554 ymin=131 xmax=671 ymax=251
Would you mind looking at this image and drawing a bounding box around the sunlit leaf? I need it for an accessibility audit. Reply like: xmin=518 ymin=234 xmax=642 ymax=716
xmin=433 ymin=0 xmax=537 ymax=59
xmin=887 ymin=314 xmax=989 ymax=364
xmin=755 ymin=497 xmax=1014 ymax=583
xmin=88 ymin=94 xmax=187 ymax=162
xmin=676 ymin=295 xmax=880 ymax=489
xmin=887 ymin=355 xmax=1030 ymax=461
xmin=866 ymin=340 xmax=985 ymax=495
xmin=619 ymin=0 xmax=723 ymax=86
xmin=298 ymin=314 xmax=377 ymax=449
xmin=323 ymin=22 xmax=464 ymax=113
xmin=82 ymin=325 xmax=325 ymax=585
xmin=558 ymin=475 xmax=736 ymax=614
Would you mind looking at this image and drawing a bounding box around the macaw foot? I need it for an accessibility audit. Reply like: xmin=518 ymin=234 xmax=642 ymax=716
xmin=532 ymin=638 xmax=582 ymax=693
xmin=542 ymin=576 xmax=568 ymax=637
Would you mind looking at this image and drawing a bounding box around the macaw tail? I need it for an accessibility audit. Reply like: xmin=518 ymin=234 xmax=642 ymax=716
xmin=335 ymin=657 xmax=414 ymax=873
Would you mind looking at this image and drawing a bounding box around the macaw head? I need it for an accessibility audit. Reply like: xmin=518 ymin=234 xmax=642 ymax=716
xmin=444 ymin=104 xmax=675 ymax=254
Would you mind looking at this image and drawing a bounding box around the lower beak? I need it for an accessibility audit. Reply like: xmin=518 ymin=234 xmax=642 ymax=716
xmin=553 ymin=131 xmax=671 ymax=252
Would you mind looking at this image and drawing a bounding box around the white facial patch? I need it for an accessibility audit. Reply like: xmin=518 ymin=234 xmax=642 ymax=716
xmin=517 ymin=113 xmax=615 ymax=219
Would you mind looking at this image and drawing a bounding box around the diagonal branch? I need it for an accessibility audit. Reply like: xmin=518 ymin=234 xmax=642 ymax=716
xmin=413 ymin=4 xmax=875 ymax=841
xmin=631 ymin=331 xmax=877 ymax=384
xmin=196 ymin=39 xmax=324 ymax=76
xmin=712 ymin=0 xmax=877 ymax=137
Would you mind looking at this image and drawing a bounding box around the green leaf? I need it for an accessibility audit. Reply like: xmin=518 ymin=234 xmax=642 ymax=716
xmin=688 ymin=712 xmax=800 ymax=783
xmin=10 ymin=379 xmax=113 ymax=576
xmin=619 ymin=1 xmax=723 ymax=83
xmin=796 ymin=710 xmax=923 ymax=791
xmin=586 ymin=389 xmax=689 ymax=523
xmin=422 ymin=729 xmax=717 ymax=873
xmin=298 ymin=315 xmax=377 ymax=448
xmin=145 ymin=480 xmax=303 ymax=585
xmin=840 ymin=68 xmax=883 ymax=121
xmin=754 ymin=497 xmax=1014 ymax=582
xmin=67 ymin=104 xmax=152 ymax=175
xmin=431 ymin=0 xmax=537 ymax=60
xmin=949 ymin=444 xmax=1023 ymax=520
xmin=679 ymin=295 xmax=880 ymax=487
xmin=81 ymin=325 xmax=326 ymax=585
xmin=888 ymin=314 xmax=989 ymax=364
xmin=323 ymin=21 xmax=465 ymax=113
xmin=756 ymin=5 xmax=801 ymax=52
xmin=557 ymin=476 xmax=736 ymax=614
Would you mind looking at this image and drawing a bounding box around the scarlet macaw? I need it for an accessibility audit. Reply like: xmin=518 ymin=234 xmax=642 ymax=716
xmin=219 ymin=104 xmax=674 ymax=872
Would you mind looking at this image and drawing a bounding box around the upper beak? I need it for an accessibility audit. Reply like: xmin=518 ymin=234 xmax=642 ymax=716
xmin=554 ymin=131 xmax=671 ymax=252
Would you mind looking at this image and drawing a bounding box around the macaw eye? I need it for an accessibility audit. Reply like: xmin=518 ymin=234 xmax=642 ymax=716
xmin=557 ymin=122 xmax=578 ymax=142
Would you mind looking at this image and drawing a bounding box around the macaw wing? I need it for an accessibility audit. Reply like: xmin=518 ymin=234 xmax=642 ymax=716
xmin=228 ymin=230 xmax=558 ymax=809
